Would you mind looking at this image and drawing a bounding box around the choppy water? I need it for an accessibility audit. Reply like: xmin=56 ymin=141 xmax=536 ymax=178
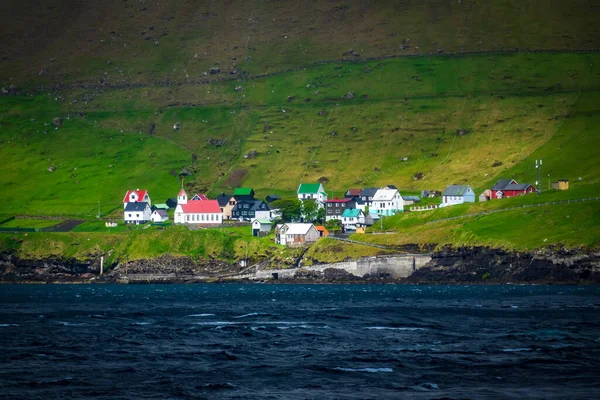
xmin=1 ymin=284 xmax=599 ymax=399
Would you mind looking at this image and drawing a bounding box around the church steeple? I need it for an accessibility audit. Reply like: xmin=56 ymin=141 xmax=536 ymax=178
xmin=178 ymin=179 xmax=187 ymax=205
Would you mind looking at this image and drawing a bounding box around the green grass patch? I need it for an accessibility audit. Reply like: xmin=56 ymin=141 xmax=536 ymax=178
xmin=0 ymin=219 xmax=62 ymax=229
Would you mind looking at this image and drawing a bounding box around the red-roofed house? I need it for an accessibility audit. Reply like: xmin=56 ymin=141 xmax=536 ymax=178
xmin=174 ymin=188 xmax=222 ymax=224
xmin=191 ymin=193 xmax=208 ymax=201
xmin=123 ymin=189 xmax=151 ymax=208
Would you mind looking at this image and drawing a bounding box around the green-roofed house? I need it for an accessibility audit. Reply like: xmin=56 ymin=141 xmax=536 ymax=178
xmin=153 ymin=203 xmax=169 ymax=210
xmin=297 ymin=183 xmax=328 ymax=208
xmin=251 ymin=218 xmax=272 ymax=237
xmin=341 ymin=208 xmax=369 ymax=230
xmin=441 ymin=185 xmax=475 ymax=207
xmin=233 ymin=187 xmax=255 ymax=201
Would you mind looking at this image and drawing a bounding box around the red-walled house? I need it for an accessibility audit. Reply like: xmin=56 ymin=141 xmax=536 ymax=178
xmin=490 ymin=179 xmax=517 ymax=199
xmin=500 ymin=183 xmax=537 ymax=197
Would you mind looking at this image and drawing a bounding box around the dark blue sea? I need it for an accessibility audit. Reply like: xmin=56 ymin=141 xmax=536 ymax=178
xmin=1 ymin=284 xmax=599 ymax=399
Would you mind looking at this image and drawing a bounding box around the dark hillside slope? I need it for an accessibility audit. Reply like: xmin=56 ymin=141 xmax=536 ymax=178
xmin=1 ymin=0 xmax=599 ymax=87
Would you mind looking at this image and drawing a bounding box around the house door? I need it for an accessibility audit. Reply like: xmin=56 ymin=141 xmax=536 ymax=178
xmin=252 ymin=228 xmax=260 ymax=237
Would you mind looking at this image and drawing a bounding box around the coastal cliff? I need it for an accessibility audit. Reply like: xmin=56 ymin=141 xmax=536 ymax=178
xmin=1 ymin=246 xmax=599 ymax=284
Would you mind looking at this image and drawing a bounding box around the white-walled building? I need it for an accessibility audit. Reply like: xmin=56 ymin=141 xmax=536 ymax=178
xmin=150 ymin=209 xmax=169 ymax=223
xmin=297 ymin=183 xmax=328 ymax=208
xmin=275 ymin=223 xmax=320 ymax=247
xmin=369 ymin=187 xmax=404 ymax=216
xmin=124 ymin=202 xmax=151 ymax=224
xmin=123 ymin=189 xmax=151 ymax=208
xmin=174 ymin=188 xmax=222 ymax=224
xmin=441 ymin=185 xmax=476 ymax=207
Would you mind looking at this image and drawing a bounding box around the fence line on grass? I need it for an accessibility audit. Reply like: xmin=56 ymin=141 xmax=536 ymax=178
xmin=423 ymin=197 xmax=600 ymax=225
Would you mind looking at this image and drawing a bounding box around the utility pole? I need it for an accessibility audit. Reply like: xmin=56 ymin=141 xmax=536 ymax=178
xmin=548 ymin=173 xmax=551 ymax=191
xmin=535 ymin=159 xmax=543 ymax=194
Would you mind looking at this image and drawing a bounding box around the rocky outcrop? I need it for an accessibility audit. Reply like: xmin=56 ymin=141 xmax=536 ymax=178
xmin=404 ymin=246 xmax=600 ymax=284
xmin=0 ymin=253 xmax=99 ymax=283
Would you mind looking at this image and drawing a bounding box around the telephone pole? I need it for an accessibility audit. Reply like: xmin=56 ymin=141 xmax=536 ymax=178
xmin=535 ymin=159 xmax=543 ymax=194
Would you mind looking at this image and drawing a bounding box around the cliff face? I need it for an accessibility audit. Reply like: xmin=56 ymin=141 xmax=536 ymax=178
xmin=0 ymin=253 xmax=99 ymax=283
xmin=405 ymin=246 xmax=600 ymax=284
xmin=1 ymin=247 xmax=599 ymax=284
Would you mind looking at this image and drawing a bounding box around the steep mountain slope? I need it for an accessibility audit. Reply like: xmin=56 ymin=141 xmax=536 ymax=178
xmin=0 ymin=1 xmax=599 ymax=218
xmin=1 ymin=0 xmax=599 ymax=87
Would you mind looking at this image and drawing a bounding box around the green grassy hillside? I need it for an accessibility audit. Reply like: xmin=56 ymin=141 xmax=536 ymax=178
xmin=1 ymin=52 xmax=599 ymax=216
xmin=3 ymin=0 xmax=600 ymax=88
xmin=0 ymin=0 xmax=599 ymax=257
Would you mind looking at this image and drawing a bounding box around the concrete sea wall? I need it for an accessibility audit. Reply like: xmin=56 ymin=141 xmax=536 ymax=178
xmin=256 ymin=254 xmax=432 ymax=280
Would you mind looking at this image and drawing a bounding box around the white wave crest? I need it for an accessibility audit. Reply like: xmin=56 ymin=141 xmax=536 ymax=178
xmin=502 ymin=348 xmax=532 ymax=352
xmin=188 ymin=314 xmax=215 ymax=317
xmin=0 ymin=323 xmax=20 ymax=327
xmin=333 ymin=367 xmax=393 ymax=373
xmin=366 ymin=326 xmax=425 ymax=331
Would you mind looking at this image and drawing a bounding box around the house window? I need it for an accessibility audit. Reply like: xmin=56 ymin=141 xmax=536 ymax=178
xmin=336 ymin=209 xmax=340 ymax=214
xmin=186 ymin=215 xmax=190 ymax=221
xmin=136 ymin=213 xmax=140 ymax=218
xmin=335 ymin=203 xmax=339 ymax=207
xmin=328 ymin=203 xmax=331 ymax=208
xmin=211 ymin=214 xmax=214 ymax=221
xmin=128 ymin=213 xmax=132 ymax=217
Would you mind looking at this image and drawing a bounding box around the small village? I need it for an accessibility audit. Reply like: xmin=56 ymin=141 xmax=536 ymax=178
xmin=121 ymin=176 xmax=569 ymax=248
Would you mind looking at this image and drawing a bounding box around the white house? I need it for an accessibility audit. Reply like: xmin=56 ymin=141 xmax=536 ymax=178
xmin=441 ymin=185 xmax=476 ymax=207
xmin=123 ymin=189 xmax=151 ymax=208
xmin=297 ymin=183 xmax=328 ymax=208
xmin=341 ymin=208 xmax=367 ymax=230
xmin=124 ymin=202 xmax=151 ymax=224
xmin=369 ymin=187 xmax=404 ymax=216
xmin=174 ymin=188 xmax=222 ymax=224
xmin=275 ymin=223 xmax=320 ymax=247
xmin=150 ymin=209 xmax=169 ymax=223
xmin=251 ymin=219 xmax=272 ymax=237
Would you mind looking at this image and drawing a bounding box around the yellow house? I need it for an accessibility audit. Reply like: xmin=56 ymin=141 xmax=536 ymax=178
xmin=216 ymin=193 xmax=236 ymax=219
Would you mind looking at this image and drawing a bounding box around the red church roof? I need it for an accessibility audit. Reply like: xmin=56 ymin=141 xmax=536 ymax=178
xmin=181 ymin=200 xmax=221 ymax=214
xmin=123 ymin=189 xmax=148 ymax=203
xmin=325 ymin=198 xmax=353 ymax=203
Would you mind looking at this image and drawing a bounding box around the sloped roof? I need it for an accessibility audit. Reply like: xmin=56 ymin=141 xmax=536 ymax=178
xmin=345 ymin=188 xmax=362 ymax=196
xmin=491 ymin=179 xmax=516 ymax=190
xmin=178 ymin=188 xmax=187 ymax=197
xmin=325 ymin=198 xmax=353 ymax=203
xmin=124 ymin=201 xmax=150 ymax=212
xmin=234 ymin=187 xmax=254 ymax=196
xmin=403 ymin=196 xmax=420 ymax=201
xmin=192 ymin=194 xmax=208 ymax=200
xmin=503 ymin=183 xmax=535 ymax=191
xmin=181 ymin=200 xmax=221 ymax=213
xmin=443 ymin=185 xmax=473 ymax=196
xmin=154 ymin=203 xmax=169 ymax=209
xmin=342 ymin=208 xmax=362 ymax=218
xmin=315 ymin=225 xmax=328 ymax=234
xmin=283 ymin=223 xmax=315 ymax=235
xmin=372 ymin=187 xmax=400 ymax=201
xmin=251 ymin=200 xmax=269 ymax=211
xmin=152 ymin=209 xmax=168 ymax=217
xmin=298 ymin=183 xmax=322 ymax=194
xmin=123 ymin=189 xmax=148 ymax=203
xmin=360 ymin=188 xmax=378 ymax=197
xmin=252 ymin=218 xmax=272 ymax=225
xmin=216 ymin=193 xmax=233 ymax=207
